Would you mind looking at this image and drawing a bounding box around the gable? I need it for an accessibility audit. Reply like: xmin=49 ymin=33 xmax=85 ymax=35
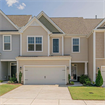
xmin=97 ymin=22 xmax=105 ymax=29
xmin=39 ymin=15 xmax=60 ymax=33
xmin=0 ymin=13 xmax=18 ymax=31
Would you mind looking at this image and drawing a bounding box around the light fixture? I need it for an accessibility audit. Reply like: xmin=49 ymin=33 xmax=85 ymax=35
xmin=20 ymin=67 xmax=22 ymax=70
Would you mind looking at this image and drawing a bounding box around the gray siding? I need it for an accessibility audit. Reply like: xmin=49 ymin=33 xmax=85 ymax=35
xmin=0 ymin=13 xmax=17 ymax=30
xmin=0 ymin=61 xmax=1 ymax=80
xmin=0 ymin=35 xmax=20 ymax=59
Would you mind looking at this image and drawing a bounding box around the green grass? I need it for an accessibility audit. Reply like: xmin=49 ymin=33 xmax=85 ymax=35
xmin=0 ymin=84 xmax=21 ymax=96
xmin=68 ymin=86 xmax=105 ymax=100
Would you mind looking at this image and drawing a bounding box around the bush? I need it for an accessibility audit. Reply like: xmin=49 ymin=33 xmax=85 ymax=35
xmin=10 ymin=75 xmax=17 ymax=83
xmin=8 ymin=81 xmax=14 ymax=84
xmin=79 ymin=74 xmax=90 ymax=84
xmin=85 ymin=80 xmax=91 ymax=85
xmin=19 ymin=71 xmax=22 ymax=83
xmin=96 ymin=69 xmax=103 ymax=87
xmin=0 ymin=80 xmax=3 ymax=83
xmin=71 ymin=81 xmax=74 ymax=85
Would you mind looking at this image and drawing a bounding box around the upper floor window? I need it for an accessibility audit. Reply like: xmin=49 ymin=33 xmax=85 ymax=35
xmin=53 ymin=39 xmax=59 ymax=53
xmin=28 ymin=36 xmax=42 ymax=52
xmin=72 ymin=38 xmax=80 ymax=53
xmin=3 ymin=35 xmax=12 ymax=51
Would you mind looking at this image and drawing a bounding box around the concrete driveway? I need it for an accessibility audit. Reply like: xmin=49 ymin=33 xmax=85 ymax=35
xmin=0 ymin=85 xmax=105 ymax=105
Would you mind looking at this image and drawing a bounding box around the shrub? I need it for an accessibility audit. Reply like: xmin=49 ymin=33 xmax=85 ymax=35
xmin=85 ymin=80 xmax=91 ymax=86
xmin=10 ymin=75 xmax=17 ymax=83
xmin=0 ymin=80 xmax=3 ymax=83
xmin=96 ymin=69 xmax=103 ymax=87
xmin=68 ymin=74 xmax=71 ymax=84
xmin=8 ymin=81 xmax=14 ymax=84
xmin=79 ymin=74 xmax=90 ymax=84
xmin=19 ymin=71 xmax=22 ymax=83
xmin=71 ymin=81 xmax=74 ymax=85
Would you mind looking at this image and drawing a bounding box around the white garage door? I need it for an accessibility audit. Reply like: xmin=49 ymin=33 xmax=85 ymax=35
xmin=24 ymin=65 xmax=66 ymax=85
xmin=101 ymin=66 xmax=105 ymax=86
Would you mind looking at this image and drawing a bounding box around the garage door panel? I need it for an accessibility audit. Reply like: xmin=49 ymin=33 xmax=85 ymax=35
xmin=25 ymin=66 xmax=65 ymax=85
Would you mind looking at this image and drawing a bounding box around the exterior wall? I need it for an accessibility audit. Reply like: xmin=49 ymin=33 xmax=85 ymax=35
xmin=0 ymin=13 xmax=17 ymax=30
xmin=77 ymin=63 xmax=84 ymax=76
xmin=1 ymin=62 xmax=8 ymax=80
xmin=96 ymin=32 xmax=104 ymax=58
xmin=22 ymin=26 xmax=48 ymax=56
xmin=96 ymin=59 xmax=105 ymax=73
xmin=18 ymin=60 xmax=69 ymax=83
xmin=0 ymin=61 xmax=1 ymax=80
xmin=0 ymin=35 xmax=20 ymax=59
xmin=88 ymin=34 xmax=93 ymax=81
xmin=50 ymin=37 xmax=62 ymax=56
xmin=64 ymin=37 xmax=88 ymax=61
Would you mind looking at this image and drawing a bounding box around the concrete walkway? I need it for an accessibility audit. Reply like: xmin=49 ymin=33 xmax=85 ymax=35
xmin=0 ymin=81 xmax=8 ymax=85
xmin=0 ymin=85 xmax=105 ymax=105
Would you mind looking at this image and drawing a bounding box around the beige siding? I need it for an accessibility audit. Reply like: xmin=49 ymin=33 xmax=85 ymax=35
xmin=50 ymin=37 xmax=62 ymax=55
xmin=64 ymin=37 xmax=88 ymax=61
xmin=88 ymin=34 xmax=93 ymax=81
xmin=96 ymin=32 xmax=104 ymax=58
xmin=77 ymin=63 xmax=84 ymax=76
xmin=22 ymin=26 xmax=48 ymax=56
xmin=18 ymin=60 xmax=69 ymax=83
xmin=96 ymin=59 xmax=105 ymax=73
xmin=0 ymin=13 xmax=17 ymax=30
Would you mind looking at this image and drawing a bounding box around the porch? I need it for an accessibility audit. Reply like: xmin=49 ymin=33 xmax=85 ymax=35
xmin=0 ymin=61 xmax=17 ymax=81
xmin=71 ymin=61 xmax=88 ymax=81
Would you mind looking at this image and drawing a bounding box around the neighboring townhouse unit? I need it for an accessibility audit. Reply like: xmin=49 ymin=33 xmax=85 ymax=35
xmin=0 ymin=10 xmax=105 ymax=86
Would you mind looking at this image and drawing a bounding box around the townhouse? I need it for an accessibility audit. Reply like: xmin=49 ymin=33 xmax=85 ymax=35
xmin=0 ymin=10 xmax=105 ymax=85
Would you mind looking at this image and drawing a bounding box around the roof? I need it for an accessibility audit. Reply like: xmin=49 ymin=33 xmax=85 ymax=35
xmin=7 ymin=15 xmax=32 ymax=28
xmin=51 ymin=17 xmax=103 ymax=35
xmin=6 ymin=15 xmax=104 ymax=35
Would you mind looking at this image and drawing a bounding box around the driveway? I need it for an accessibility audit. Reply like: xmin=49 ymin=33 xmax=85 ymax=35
xmin=0 ymin=85 xmax=105 ymax=105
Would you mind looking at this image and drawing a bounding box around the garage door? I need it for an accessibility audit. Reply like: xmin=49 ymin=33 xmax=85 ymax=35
xmin=24 ymin=65 xmax=66 ymax=85
xmin=101 ymin=66 xmax=105 ymax=86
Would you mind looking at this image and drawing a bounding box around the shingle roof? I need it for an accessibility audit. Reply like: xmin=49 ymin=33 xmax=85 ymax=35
xmin=51 ymin=17 xmax=103 ymax=35
xmin=7 ymin=15 xmax=104 ymax=35
xmin=7 ymin=15 xmax=32 ymax=28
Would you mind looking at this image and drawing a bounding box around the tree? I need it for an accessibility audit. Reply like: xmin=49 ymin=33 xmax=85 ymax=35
xmin=96 ymin=68 xmax=103 ymax=87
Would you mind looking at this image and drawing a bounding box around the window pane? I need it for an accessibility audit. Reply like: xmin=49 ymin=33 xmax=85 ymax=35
xmin=73 ymin=46 xmax=79 ymax=52
xmin=28 ymin=37 xmax=34 ymax=43
xmin=73 ymin=39 xmax=79 ymax=45
xmin=53 ymin=39 xmax=59 ymax=53
xmin=4 ymin=43 xmax=10 ymax=50
xmin=4 ymin=36 xmax=10 ymax=43
xmin=36 ymin=37 xmax=42 ymax=44
xmin=36 ymin=44 xmax=42 ymax=51
xmin=28 ymin=44 xmax=34 ymax=51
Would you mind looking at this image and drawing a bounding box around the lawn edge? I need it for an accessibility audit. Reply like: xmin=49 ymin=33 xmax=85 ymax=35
xmin=0 ymin=84 xmax=22 ymax=96
xmin=68 ymin=86 xmax=105 ymax=100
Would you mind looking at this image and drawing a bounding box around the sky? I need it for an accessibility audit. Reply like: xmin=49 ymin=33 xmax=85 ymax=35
xmin=0 ymin=0 xmax=105 ymax=18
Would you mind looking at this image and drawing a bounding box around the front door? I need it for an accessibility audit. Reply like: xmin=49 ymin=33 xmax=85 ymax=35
xmin=11 ymin=66 xmax=16 ymax=78
xmin=71 ymin=64 xmax=77 ymax=81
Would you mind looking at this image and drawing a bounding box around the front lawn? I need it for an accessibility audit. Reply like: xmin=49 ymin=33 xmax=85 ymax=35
xmin=68 ymin=87 xmax=105 ymax=100
xmin=0 ymin=84 xmax=21 ymax=96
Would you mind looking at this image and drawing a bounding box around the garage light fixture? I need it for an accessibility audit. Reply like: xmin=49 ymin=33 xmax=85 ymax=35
xmin=20 ymin=67 xmax=22 ymax=70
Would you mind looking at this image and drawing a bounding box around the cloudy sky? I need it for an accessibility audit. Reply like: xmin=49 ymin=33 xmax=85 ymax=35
xmin=0 ymin=0 xmax=105 ymax=18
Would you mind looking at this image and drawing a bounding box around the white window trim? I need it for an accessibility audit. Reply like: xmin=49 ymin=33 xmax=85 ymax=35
xmin=72 ymin=37 xmax=80 ymax=53
xmin=52 ymin=38 xmax=60 ymax=54
xmin=27 ymin=36 xmax=43 ymax=52
xmin=3 ymin=35 xmax=12 ymax=51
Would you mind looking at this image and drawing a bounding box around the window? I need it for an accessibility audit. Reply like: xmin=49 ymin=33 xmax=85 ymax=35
xmin=72 ymin=38 xmax=80 ymax=52
xmin=28 ymin=36 xmax=42 ymax=52
xmin=53 ymin=39 xmax=59 ymax=53
xmin=3 ymin=35 xmax=11 ymax=51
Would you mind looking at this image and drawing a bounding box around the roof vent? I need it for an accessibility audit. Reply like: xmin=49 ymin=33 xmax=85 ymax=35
xmin=95 ymin=15 xmax=97 ymax=19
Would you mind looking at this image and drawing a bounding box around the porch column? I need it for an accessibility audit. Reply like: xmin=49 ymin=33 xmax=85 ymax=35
xmin=69 ymin=59 xmax=71 ymax=75
xmin=48 ymin=35 xmax=50 ymax=56
xmin=84 ymin=62 xmax=88 ymax=75
xmin=17 ymin=60 xmax=19 ymax=81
